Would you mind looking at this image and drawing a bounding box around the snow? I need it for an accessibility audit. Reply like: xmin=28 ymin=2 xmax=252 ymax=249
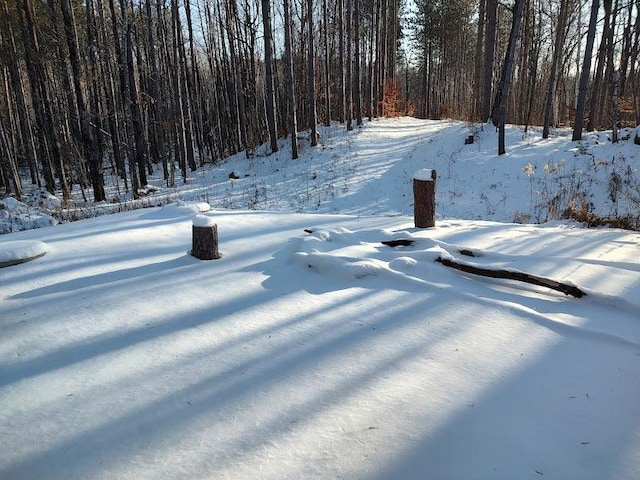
xmin=0 ymin=240 xmax=48 ymax=266
xmin=413 ymin=168 xmax=435 ymax=181
xmin=0 ymin=195 xmax=57 ymax=233
xmin=1 ymin=118 xmax=639 ymax=479
xmin=192 ymin=213 xmax=217 ymax=227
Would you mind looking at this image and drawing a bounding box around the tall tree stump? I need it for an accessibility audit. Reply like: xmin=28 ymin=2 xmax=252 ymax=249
xmin=192 ymin=215 xmax=220 ymax=260
xmin=413 ymin=169 xmax=436 ymax=228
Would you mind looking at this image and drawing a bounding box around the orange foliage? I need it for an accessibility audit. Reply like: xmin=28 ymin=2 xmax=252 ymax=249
xmin=381 ymin=78 xmax=401 ymax=117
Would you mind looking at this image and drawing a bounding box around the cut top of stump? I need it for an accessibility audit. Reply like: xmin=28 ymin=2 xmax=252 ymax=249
xmin=413 ymin=169 xmax=437 ymax=181
xmin=193 ymin=214 xmax=217 ymax=227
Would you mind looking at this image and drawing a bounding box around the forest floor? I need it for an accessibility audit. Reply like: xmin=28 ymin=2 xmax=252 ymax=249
xmin=1 ymin=118 xmax=640 ymax=479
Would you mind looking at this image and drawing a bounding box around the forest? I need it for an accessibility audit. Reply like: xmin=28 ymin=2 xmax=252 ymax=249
xmin=0 ymin=0 xmax=639 ymax=203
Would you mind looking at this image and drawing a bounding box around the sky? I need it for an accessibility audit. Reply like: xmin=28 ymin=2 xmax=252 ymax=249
xmin=1 ymin=117 xmax=639 ymax=479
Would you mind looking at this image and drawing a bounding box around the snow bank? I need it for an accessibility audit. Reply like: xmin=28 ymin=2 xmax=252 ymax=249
xmin=0 ymin=240 xmax=48 ymax=267
xmin=0 ymin=197 xmax=57 ymax=234
xmin=141 ymin=201 xmax=211 ymax=220
xmin=1 ymin=211 xmax=639 ymax=479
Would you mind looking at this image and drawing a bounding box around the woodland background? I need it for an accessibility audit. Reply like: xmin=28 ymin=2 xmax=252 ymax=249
xmin=1 ymin=0 xmax=638 ymax=203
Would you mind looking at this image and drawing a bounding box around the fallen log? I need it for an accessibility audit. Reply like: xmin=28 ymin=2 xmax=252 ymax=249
xmin=380 ymin=239 xmax=476 ymax=257
xmin=435 ymin=256 xmax=586 ymax=298
xmin=380 ymin=239 xmax=415 ymax=247
xmin=0 ymin=251 xmax=46 ymax=269
xmin=379 ymin=238 xmax=584 ymax=298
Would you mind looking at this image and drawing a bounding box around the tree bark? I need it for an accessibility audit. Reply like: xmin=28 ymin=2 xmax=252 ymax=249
xmin=307 ymin=0 xmax=318 ymax=146
xmin=587 ymin=0 xmax=612 ymax=132
xmin=572 ymin=0 xmax=600 ymax=141
xmin=354 ymin=0 xmax=362 ymax=125
xmin=481 ymin=0 xmax=497 ymax=123
xmin=1 ymin=0 xmax=38 ymax=189
xmin=436 ymin=256 xmax=586 ymax=298
xmin=338 ymin=0 xmax=346 ymax=123
xmin=283 ymin=0 xmax=298 ymax=158
xmin=108 ymin=0 xmax=141 ymax=197
xmin=474 ymin=0 xmax=486 ymax=121
xmin=413 ymin=170 xmax=436 ymax=228
xmin=261 ymin=0 xmax=278 ymax=153
xmin=612 ymin=69 xmax=620 ymax=143
xmin=323 ymin=0 xmax=330 ymax=126
xmin=192 ymin=224 xmax=220 ymax=260
xmin=542 ymin=0 xmax=570 ymax=139
xmin=494 ymin=0 xmax=525 ymax=155
xmin=0 ymin=70 xmax=22 ymax=198
xmin=346 ymin=0 xmax=353 ymax=130
xmin=17 ymin=0 xmax=69 ymax=199
xmin=61 ymin=0 xmax=106 ymax=201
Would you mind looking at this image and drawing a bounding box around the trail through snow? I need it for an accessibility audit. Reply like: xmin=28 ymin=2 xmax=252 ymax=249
xmin=1 ymin=118 xmax=640 ymax=479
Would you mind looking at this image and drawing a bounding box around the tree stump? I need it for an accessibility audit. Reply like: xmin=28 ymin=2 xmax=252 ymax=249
xmin=413 ymin=169 xmax=437 ymax=228
xmin=192 ymin=216 xmax=220 ymax=260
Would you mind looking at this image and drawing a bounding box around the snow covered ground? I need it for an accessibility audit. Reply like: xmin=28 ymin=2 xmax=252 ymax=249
xmin=1 ymin=118 xmax=639 ymax=479
xmin=2 ymin=118 xmax=639 ymax=232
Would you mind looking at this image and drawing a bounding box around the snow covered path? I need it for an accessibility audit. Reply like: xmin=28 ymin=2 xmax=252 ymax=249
xmin=1 ymin=206 xmax=639 ymax=479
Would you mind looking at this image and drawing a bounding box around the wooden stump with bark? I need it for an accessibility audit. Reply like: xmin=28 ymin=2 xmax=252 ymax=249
xmin=413 ymin=169 xmax=437 ymax=228
xmin=192 ymin=216 xmax=220 ymax=260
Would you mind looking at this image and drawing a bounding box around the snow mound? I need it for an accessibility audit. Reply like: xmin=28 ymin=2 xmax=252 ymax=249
xmin=293 ymin=226 xmax=609 ymax=303
xmin=24 ymin=189 xmax=62 ymax=210
xmin=141 ymin=201 xmax=212 ymax=220
xmin=0 ymin=197 xmax=58 ymax=234
xmin=0 ymin=240 xmax=48 ymax=267
xmin=294 ymin=227 xmax=449 ymax=288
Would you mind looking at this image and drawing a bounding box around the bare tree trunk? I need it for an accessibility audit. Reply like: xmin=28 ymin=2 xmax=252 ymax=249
xmin=283 ymin=0 xmax=298 ymax=158
xmin=61 ymin=0 xmax=106 ymax=201
xmin=108 ymin=0 xmax=141 ymax=197
xmin=47 ymin=0 xmax=80 ymax=150
xmin=524 ymin=3 xmax=541 ymax=132
xmin=17 ymin=0 xmax=68 ymax=198
xmin=85 ymin=0 xmax=107 ymax=199
xmin=474 ymin=0 xmax=486 ymax=121
xmin=95 ymin=0 xmax=127 ymax=190
xmin=175 ymin=1 xmax=197 ymax=172
xmin=618 ymin=1 xmax=634 ymax=95
xmin=481 ymin=0 xmax=497 ymax=123
xmin=145 ymin=0 xmax=165 ymax=169
xmin=226 ymin=0 xmax=249 ymax=156
xmin=612 ymin=69 xmax=619 ymax=142
xmin=323 ymin=0 xmax=331 ymax=126
xmin=587 ymin=0 xmax=612 ymax=132
xmin=184 ymin=0 xmax=206 ymax=166
xmin=124 ymin=0 xmax=149 ymax=187
xmin=354 ymin=0 xmax=362 ymax=125
xmin=542 ymin=0 xmax=570 ymax=139
xmin=261 ymin=0 xmax=278 ymax=153
xmin=378 ymin=0 xmax=387 ymax=109
xmin=0 ymin=69 xmax=22 ymax=198
xmin=338 ymin=0 xmax=346 ymax=123
xmin=494 ymin=0 xmax=525 ymax=155
xmin=367 ymin=0 xmax=376 ymax=120
xmin=572 ymin=0 xmax=600 ymax=141
xmin=629 ymin=2 xmax=640 ymax=125
xmin=307 ymin=0 xmax=318 ymax=146
xmin=346 ymin=0 xmax=353 ymax=130
xmin=1 ymin=0 xmax=38 ymax=188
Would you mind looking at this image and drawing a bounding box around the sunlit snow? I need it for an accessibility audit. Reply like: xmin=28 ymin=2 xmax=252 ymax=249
xmin=1 ymin=118 xmax=639 ymax=479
